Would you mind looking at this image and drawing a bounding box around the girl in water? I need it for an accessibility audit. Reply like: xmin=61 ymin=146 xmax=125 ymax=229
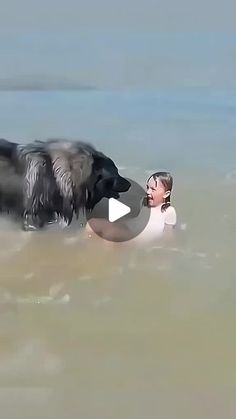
xmin=140 ymin=171 xmax=176 ymax=241
xmin=85 ymin=171 xmax=176 ymax=243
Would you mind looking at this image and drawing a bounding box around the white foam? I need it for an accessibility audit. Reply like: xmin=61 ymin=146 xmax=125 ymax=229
xmin=49 ymin=282 xmax=65 ymax=298
xmin=77 ymin=274 xmax=93 ymax=281
xmin=63 ymin=236 xmax=79 ymax=245
xmin=0 ymin=339 xmax=63 ymax=377
xmin=23 ymin=272 xmax=35 ymax=280
xmin=0 ymin=291 xmax=70 ymax=305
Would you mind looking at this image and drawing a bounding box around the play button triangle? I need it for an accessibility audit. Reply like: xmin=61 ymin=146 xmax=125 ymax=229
xmin=108 ymin=198 xmax=131 ymax=223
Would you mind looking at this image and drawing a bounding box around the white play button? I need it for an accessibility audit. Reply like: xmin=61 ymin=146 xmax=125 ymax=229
xmin=108 ymin=198 xmax=131 ymax=223
xmin=86 ymin=178 xmax=151 ymax=242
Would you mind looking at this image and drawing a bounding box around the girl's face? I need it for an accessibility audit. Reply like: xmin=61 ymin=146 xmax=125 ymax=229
xmin=146 ymin=176 xmax=170 ymax=207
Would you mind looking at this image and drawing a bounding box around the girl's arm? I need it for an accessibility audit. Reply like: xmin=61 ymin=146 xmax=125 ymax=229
xmin=164 ymin=206 xmax=177 ymax=238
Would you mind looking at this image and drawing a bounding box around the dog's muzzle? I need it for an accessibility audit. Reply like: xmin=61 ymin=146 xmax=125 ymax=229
xmin=112 ymin=176 xmax=131 ymax=193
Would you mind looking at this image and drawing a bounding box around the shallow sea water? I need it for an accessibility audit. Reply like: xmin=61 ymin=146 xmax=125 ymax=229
xmin=0 ymin=85 xmax=235 ymax=418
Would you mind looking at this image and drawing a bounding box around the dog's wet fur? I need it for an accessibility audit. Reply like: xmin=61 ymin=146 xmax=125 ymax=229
xmin=0 ymin=138 xmax=130 ymax=230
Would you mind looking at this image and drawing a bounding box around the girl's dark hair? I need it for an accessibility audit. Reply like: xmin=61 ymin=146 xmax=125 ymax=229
xmin=147 ymin=171 xmax=173 ymax=212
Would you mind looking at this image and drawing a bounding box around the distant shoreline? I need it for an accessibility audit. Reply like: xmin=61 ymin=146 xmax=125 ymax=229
xmin=0 ymin=80 xmax=97 ymax=92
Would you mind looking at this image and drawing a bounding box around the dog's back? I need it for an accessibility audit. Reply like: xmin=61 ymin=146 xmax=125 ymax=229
xmin=0 ymin=139 xmax=18 ymax=160
xmin=0 ymin=140 xmax=23 ymax=216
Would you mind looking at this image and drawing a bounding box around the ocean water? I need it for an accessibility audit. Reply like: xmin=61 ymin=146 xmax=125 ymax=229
xmin=0 ymin=34 xmax=236 ymax=418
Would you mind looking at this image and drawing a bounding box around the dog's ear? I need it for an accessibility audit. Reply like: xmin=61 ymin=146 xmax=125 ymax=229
xmin=92 ymin=154 xmax=119 ymax=176
xmin=21 ymin=151 xmax=56 ymax=225
xmin=47 ymin=150 xmax=74 ymax=223
xmin=46 ymin=143 xmax=94 ymax=221
xmin=70 ymin=151 xmax=93 ymax=216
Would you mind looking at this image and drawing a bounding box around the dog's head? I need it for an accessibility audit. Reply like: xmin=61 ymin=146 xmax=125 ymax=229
xmin=86 ymin=152 xmax=131 ymax=210
xmin=41 ymin=139 xmax=130 ymax=218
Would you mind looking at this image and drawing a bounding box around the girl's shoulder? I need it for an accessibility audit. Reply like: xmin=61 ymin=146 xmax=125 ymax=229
xmin=164 ymin=205 xmax=177 ymax=226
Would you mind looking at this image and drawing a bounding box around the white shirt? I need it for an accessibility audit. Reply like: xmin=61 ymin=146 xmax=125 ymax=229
xmin=132 ymin=204 xmax=177 ymax=244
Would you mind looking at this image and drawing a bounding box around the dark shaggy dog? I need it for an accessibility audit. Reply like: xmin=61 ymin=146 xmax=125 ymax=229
xmin=0 ymin=138 xmax=130 ymax=230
